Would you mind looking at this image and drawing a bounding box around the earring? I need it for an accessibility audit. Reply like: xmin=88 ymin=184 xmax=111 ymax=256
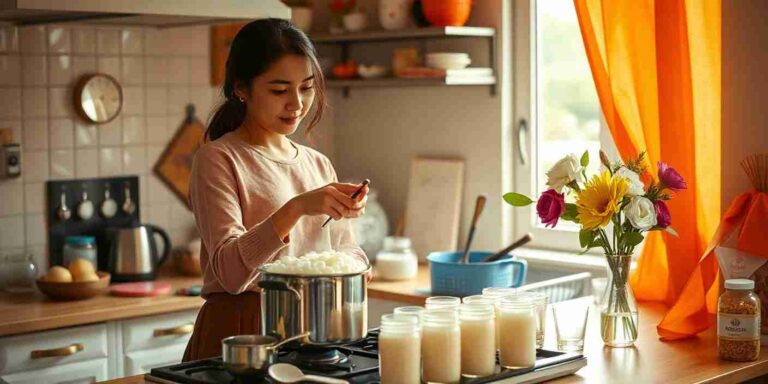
xmin=238 ymin=96 xmax=245 ymax=103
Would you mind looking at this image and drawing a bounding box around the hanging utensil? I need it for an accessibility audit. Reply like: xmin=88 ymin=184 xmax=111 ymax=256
xmin=100 ymin=184 xmax=118 ymax=218
xmin=56 ymin=189 xmax=71 ymax=221
xmin=122 ymin=183 xmax=136 ymax=215
xmin=482 ymin=232 xmax=533 ymax=263
xmin=460 ymin=194 xmax=486 ymax=263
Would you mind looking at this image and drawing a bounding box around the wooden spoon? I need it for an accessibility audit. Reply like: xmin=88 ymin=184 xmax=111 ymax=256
xmin=482 ymin=233 xmax=533 ymax=263
xmin=460 ymin=194 xmax=487 ymax=264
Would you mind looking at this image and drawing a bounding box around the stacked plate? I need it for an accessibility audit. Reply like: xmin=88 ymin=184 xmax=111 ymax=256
xmin=425 ymin=52 xmax=471 ymax=70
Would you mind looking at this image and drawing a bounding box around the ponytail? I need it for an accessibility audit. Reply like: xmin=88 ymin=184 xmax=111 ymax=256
xmin=206 ymin=98 xmax=247 ymax=142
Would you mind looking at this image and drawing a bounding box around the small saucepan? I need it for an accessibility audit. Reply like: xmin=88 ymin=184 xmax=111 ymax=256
xmin=222 ymin=332 xmax=309 ymax=376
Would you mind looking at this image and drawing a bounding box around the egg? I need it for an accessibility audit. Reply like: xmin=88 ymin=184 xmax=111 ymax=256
xmin=68 ymin=258 xmax=96 ymax=281
xmin=75 ymin=272 xmax=100 ymax=282
xmin=45 ymin=266 xmax=73 ymax=283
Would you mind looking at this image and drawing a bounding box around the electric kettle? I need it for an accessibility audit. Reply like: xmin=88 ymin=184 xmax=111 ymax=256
xmin=105 ymin=224 xmax=171 ymax=282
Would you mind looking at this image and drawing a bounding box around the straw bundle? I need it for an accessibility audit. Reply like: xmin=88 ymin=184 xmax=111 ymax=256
xmin=741 ymin=153 xmax=768 ymax=192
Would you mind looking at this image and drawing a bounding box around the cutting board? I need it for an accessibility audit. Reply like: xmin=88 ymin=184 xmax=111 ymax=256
xmin=111 ymin=282 xmax=172 ymax=297
xmin=153 ymin=104 xmax=205 ymax=207
xmin=403 ymin=158 xmax=465 ymax=263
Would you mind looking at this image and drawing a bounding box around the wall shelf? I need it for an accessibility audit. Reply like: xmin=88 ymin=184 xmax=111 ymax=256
xmin=311 ymin=26 xmax=497 ymax=97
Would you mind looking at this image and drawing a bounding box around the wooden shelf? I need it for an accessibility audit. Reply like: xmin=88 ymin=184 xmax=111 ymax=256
xmin=311 ymin=26 xmax=495 ymax=44
xmin=327 ymin=76 xmax=496 ymax=89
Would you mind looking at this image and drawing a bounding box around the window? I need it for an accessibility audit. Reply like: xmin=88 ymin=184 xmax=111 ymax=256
xmin=512 ymin=0 xmax=618 ymax=251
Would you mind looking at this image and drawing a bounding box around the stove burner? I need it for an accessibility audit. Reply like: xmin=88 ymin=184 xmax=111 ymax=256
xmin=283 ymin=348 xmax=349 ymax=368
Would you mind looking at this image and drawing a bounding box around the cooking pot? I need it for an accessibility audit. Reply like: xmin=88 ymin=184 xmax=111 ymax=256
xmin=221 ymin=332 xmax=308 ymax=376
xmin=257 ymin=266 xmax=371 ymax=346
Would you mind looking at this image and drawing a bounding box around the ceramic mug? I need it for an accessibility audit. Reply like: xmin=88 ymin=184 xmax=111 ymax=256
xmin=379 ymin=0 xmax=414 ymax=30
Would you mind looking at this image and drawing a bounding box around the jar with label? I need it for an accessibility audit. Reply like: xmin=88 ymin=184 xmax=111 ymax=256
xmin=422 ymin=309 xmax=461 ymax=384
xmin=63 ymin=236 xmax=97 ymax=267
xmin=374 ymin=237 xmax=418 ymax=281
xmin=718 ymin=278 xmax=761 ymax=362
xmin=379 ymin=314 xmax=421 ymax=384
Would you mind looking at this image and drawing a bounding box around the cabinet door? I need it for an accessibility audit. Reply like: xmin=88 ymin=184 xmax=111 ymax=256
xmin=1 ymin=358 xmax=108 ymax=384
xmin=123 ymin=343 xmax=187 ymax=376
xmin=121 ymin=309 xmax=198 ymax=353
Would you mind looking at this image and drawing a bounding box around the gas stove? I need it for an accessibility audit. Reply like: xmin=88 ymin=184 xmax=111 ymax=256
xmin=146 ymin=329 xmax=586 ymax=384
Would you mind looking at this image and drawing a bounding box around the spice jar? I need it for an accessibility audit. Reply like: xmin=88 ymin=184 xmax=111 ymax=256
xmin=718 ymin=279 xmax=761 ymax=362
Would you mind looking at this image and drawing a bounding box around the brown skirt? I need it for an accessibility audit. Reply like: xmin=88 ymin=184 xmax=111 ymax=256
xmin=182 ymin=292 xmax=261 ymax=362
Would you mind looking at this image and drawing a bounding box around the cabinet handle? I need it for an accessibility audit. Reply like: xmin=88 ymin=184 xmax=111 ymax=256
xmin=30 ymin=343 xmax=85 ymax=359
xmin=153 ymin=323 xmax=194 ymax=337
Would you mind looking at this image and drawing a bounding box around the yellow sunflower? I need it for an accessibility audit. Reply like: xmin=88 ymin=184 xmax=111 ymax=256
xmin=576 ymin=171 xmax=629 ymax=230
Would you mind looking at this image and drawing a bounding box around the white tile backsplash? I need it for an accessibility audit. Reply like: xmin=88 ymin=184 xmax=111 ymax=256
xmin=50 ymin=149 xmax=75 ymax=179
xmin=19 ymin=26 xmax=46 ymax=54
xmin=22 ymin=118 xmax=47 ymax=151
xmin=75 ymin=148 xmax=99 ymax=178
xmin=22 ymin=87 xmax=48 ymax=117
xmin=0 ymin=88 xmax=21 ymax=118
xmin=72 ymin=27 xmax=95 ymax=55
xmin=21 ymin=55 xmax=46 ymax=86
xmin=48 ymin=55 xmax=72 ymax=86
xmin=0 ymin=55 xmax=21 ymax=86
xmin=49 ymin=118 xmax=74 ymax=149
xmin=0 ymin=215 xmax=25 ymax=248
xmin=96 ymin=28 xmax=120 ymax=55
xmin=0 ymin=183 xmax=24 ymax=216
xmin=2 ymin=23 xmax=216 ymax=260
xmin=47 ymin=25 xmax=71 ymax=54
xmin=23 ymin=182 xmax=44 ymax=213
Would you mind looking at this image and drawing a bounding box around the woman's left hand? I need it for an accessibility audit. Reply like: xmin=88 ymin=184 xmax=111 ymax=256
xmin=332 ymin=183 xmax=368 ymax=218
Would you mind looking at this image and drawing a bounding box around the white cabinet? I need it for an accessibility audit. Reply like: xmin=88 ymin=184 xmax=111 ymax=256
xmin=120 ymin=309 xmax=198 ymax=376
xmin=1 ymin=358 xmax=108 ymax=384
xmin=124 ymin=343 xmax=188 ymax=376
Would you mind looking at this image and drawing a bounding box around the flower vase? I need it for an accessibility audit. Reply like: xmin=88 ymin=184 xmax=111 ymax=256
xmin=600 ymin=254 xmax=639 ymax=347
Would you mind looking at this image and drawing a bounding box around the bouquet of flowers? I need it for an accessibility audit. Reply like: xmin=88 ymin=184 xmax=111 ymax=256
xmin=504 ymin=150 xmax=687 ymax=346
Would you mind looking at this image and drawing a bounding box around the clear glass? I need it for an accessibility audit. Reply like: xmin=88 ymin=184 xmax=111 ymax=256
xmin=380 ymin=314 xmax=421 ymax=384
xmin=601 ymin=254 xmax=639 ymax=347
xmin=512 ymin=291 xmax=548 ymax=349
xmin=459 ymin=304 xmax=496 ymax=378
xmin=463 ymin=295 xmax=496 ymax=305
xmin=393 ymin=306 xmax=426 ymax=324
xmin=535 ymin=0 xmax=602 ymax=201
xmin=553 ymin=301 xmax=589 ymax=352
xmin=425 ymin=296 xmax=461 ymax=311
xmin=498 ymin=296 xmax=537 ymax=369
xmin=422 ymin=309 xmax=461 ymax=384
xmin=591 ymin=277 xmax=608 ymax=305
xmin=4 ymin=253 xmax=39 ymax=293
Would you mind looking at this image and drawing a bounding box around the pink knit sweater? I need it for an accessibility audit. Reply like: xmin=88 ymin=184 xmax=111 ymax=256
xmin=188 ymin=132 xmax=367 ymax=297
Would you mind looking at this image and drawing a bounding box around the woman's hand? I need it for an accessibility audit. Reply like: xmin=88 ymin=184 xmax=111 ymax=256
xmin=294 ymin=182 xmax=368 ymax=221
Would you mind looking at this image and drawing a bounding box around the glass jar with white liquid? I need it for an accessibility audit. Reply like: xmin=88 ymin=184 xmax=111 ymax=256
xmin=422 ymin=309 xmax=461 ymax=384
xmin=379 ymin=314 xmax=421 ymax=384
xmin=460 ymin=303 xmax=496 ymax=377
xmin=374 ymin=237 xmax=418 ymax=280
xmin=498 ymin=296 xmax=537 ymax=369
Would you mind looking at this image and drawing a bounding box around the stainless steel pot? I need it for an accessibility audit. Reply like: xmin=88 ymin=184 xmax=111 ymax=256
xmin=221 ymin=332 xmax=308 ymax=376
xmin=257 ymin=266 xmax=370 ymax=346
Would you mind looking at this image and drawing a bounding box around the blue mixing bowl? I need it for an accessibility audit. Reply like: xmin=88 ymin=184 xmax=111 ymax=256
xmin=427 ymin=251 xmax=528 ymax=296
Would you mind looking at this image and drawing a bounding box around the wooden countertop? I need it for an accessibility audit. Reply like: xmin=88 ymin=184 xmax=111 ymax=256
xmin=106 ymin=293 xmax=768 ymax=384
xmin=367 ymin=265 xmax=432 ymax=305
xmin=0 ymin=273 xmax=204 ymax=337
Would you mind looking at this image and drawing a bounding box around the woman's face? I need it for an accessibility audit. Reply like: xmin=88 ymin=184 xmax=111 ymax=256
xmin=239 ymin=54 xmax=316 ymax=136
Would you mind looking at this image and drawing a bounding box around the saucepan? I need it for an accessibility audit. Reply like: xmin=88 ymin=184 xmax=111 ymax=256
xmin=221 ymin=332 xmax=309 ymax=376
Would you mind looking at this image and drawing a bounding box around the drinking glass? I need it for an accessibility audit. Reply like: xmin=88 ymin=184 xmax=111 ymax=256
xmin=553 ymin=301 xmax=590 ymax=352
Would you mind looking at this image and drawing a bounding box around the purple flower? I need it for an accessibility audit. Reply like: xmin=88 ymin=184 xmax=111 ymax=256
xmin=654 ymin=200 xmax=671 ymax=228
xmin=657 ymin=161 xmax=687 ymax=190
xmin=537 ymin=189 xmax=565 ymax=228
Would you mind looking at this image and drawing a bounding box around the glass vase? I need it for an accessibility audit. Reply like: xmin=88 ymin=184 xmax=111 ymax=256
xmin=600 ymin=254 xmax=638 ymax=347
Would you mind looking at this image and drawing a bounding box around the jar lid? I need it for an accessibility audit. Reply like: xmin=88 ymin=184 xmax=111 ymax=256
xmin=65 ymin=236 xmax=96 ymax=245
xmin=725 ymin=279 xmax=755 ymax=290
xmin=383 ymin=236 xmax=411 ymax=250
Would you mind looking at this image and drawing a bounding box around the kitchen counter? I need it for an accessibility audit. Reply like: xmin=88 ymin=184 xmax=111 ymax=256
xmin=0 ymin=273 xmax=204 ymax=337
xmin=103 ymin=296 xmax=768 ymax=384
xmin=367 ymin=265 xmax=432 ymax=305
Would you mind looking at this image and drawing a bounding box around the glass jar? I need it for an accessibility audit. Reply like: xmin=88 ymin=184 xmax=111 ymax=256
xmin=718 ymin=279 xmax=761 ymax=362
xmin=511 ymin=291 xmax=548 ymax=349
xmin=394 ymin=306 xmax=426 ymax=325
xmin=498 ymin=296 xmax=537 ymax=369
xmin=460 ymin=303 xmax=496 ymax=377
xmin=425 ymin=296 xmax=461 ymax=311
xmin=422 ymin=309 xmax=461 ymax=384
xmin=62 ymin=236 xmax=97 ymax=267
xmin=4 ymin=253 xmax=39 ymax=293
xmin=482 ymin=287 xmax=518 ymax=349
xmin=463 ymin=295 xmax=495 ymax=305
xmin=374 ymin=237 xmax=418 ymax=281
xmin=379 ymin=314 xmax=421 ymax=384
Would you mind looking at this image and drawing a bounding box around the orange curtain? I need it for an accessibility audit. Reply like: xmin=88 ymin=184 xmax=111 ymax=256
xmin=574 ymin=0 xmax=721 ymax=339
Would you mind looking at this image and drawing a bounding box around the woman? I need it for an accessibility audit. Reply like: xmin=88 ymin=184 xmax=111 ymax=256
xmin=183 ymin=18 xmax=368 ymax=361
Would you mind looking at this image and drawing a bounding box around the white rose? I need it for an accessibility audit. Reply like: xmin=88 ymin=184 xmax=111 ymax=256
xmin=546 ymin=154 xmax=583 ymax=192
xmin=616 ymin=167 xmax=645 ymax=196
xmin=625 ymin=196 xmax=657 ymax=231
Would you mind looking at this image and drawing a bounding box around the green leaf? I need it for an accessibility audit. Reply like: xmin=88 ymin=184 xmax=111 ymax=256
xmin=503 ymin=192 xmax=534 ymax=207
xmin=579 ymin=230 xmax=594 ymax=248
xmin=561 ymin=203 xmax=579 ymax=223
xmin=580 ymin=150 xmax=590 ymax=167
xmin=665 ymin=227 xmax=679 ymax=237
xmin=624 ymin=232 xmax=644 ymax=247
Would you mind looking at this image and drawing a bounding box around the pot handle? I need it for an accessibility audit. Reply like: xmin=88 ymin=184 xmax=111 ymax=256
xmin=267 ymin=332 xmax=310 ymax=351
xmin=257 ymin=280 xmax=302 ymax=301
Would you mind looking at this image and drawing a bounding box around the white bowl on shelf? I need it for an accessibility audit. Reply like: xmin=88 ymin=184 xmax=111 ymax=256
xmin=358 ymin=65 xmax=389 ymax=79
xmin=426 ymin=52 xmax=469 ymax=60
xmin=426 ymin=57 xmax=472 ymax=70
xmin=343 ymin=12 xmax=368 ymax=32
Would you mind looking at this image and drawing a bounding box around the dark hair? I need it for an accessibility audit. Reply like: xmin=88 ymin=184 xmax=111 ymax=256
xmin=206 ymin=18 xmax=326 ymax=141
